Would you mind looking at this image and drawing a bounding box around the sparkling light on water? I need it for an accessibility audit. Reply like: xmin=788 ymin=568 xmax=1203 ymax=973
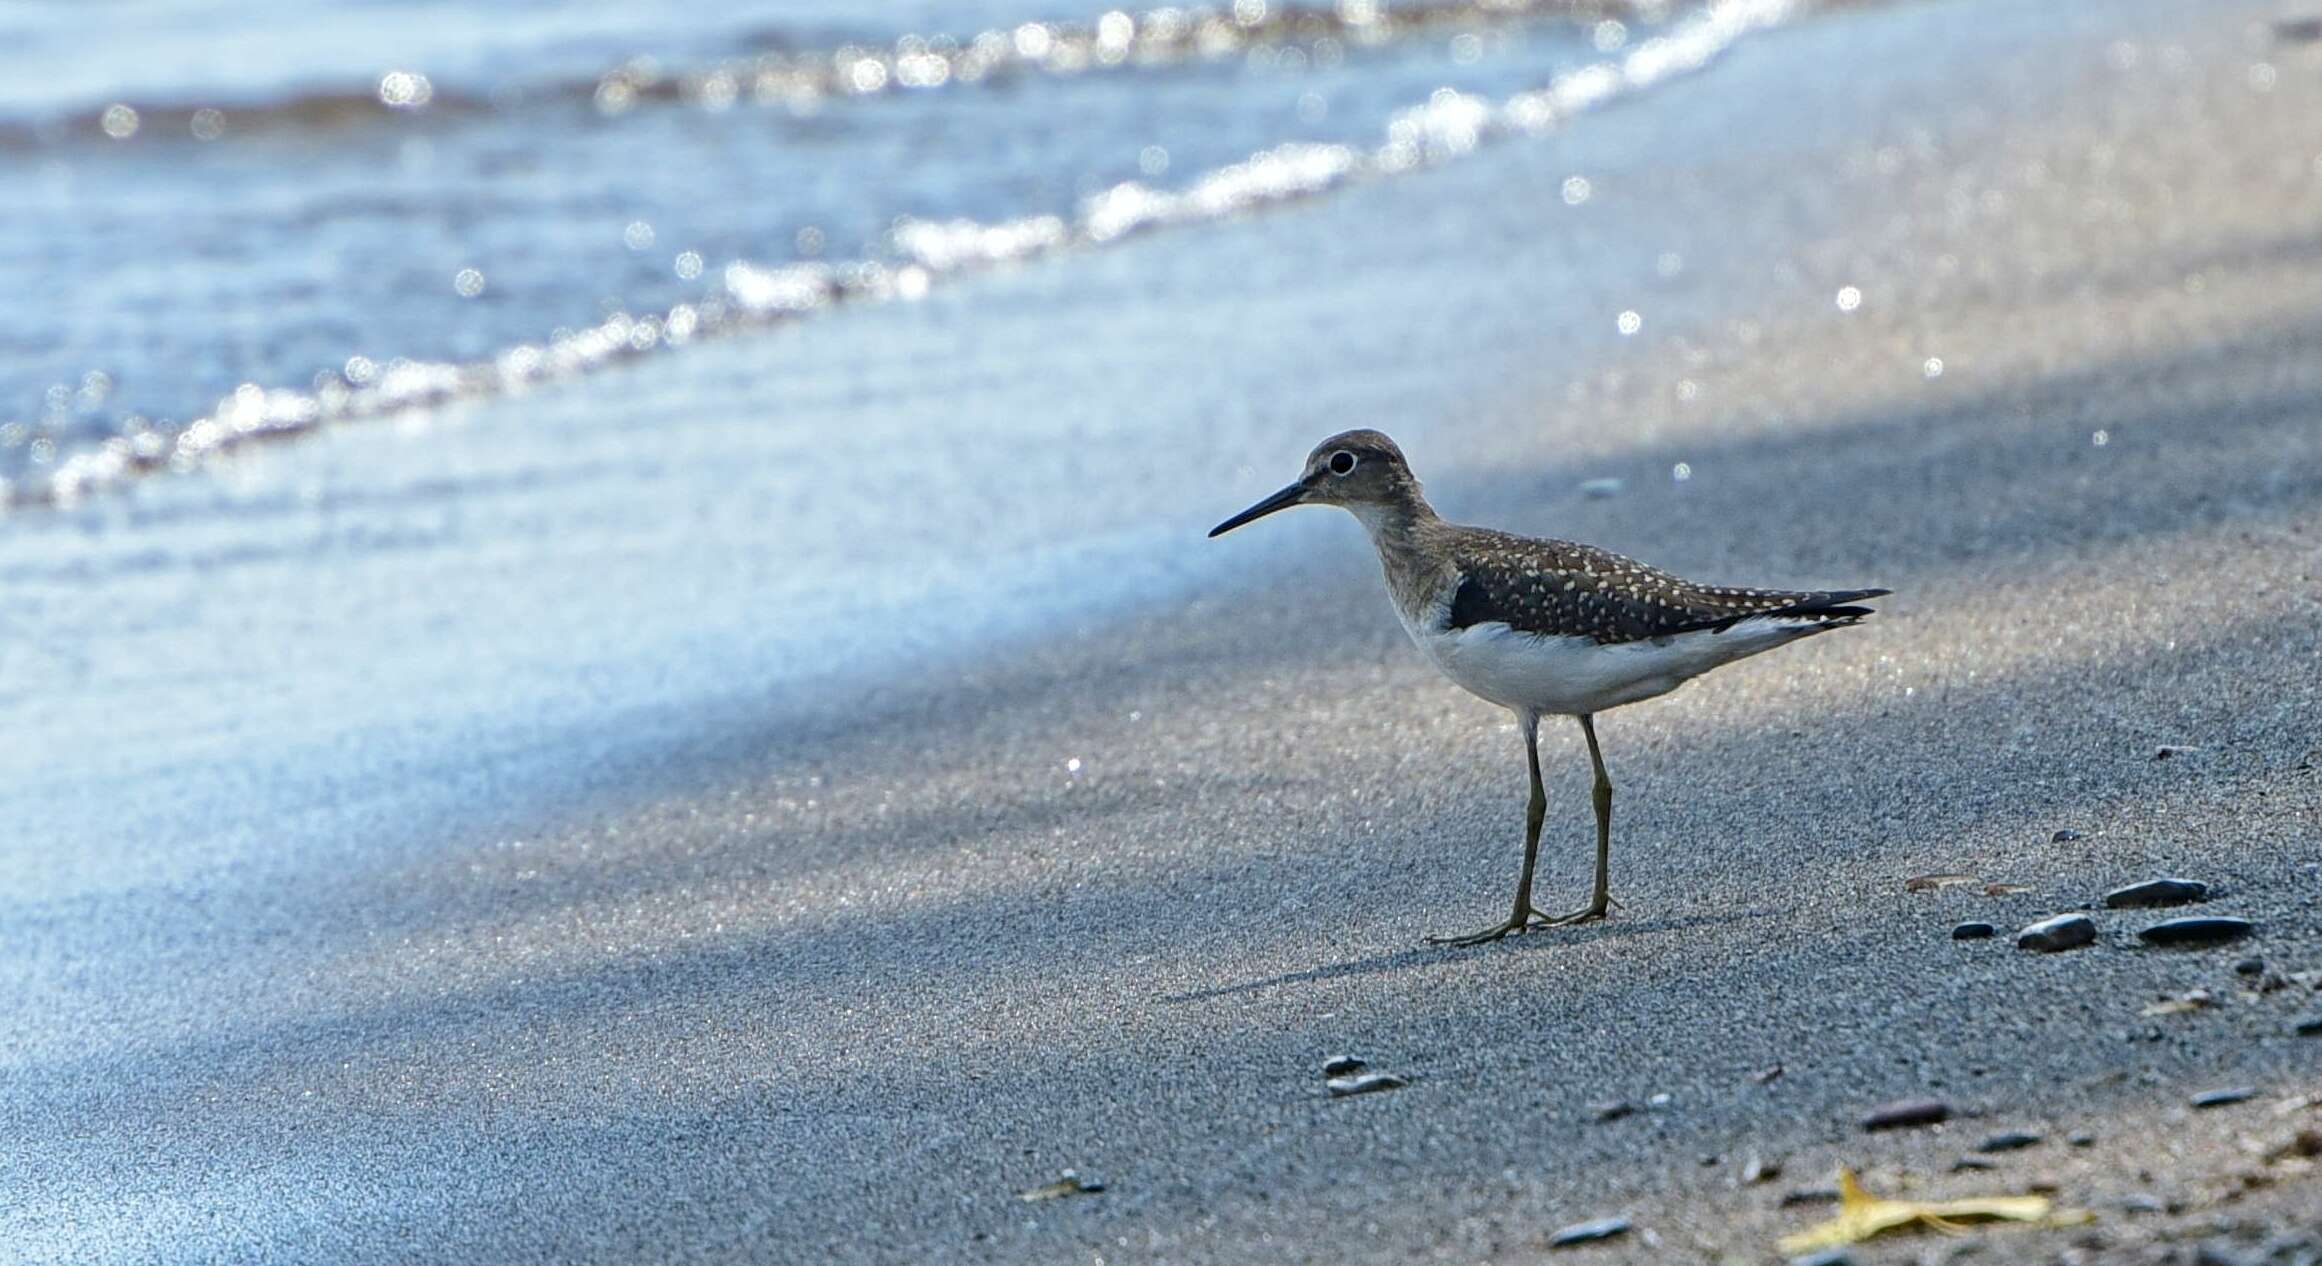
xmin=378 ymin=71 xmax=434 ymax=109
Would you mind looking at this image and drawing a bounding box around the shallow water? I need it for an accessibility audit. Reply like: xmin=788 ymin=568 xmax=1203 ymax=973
xmin=1 ymin=0 xmax=1786 ymax=503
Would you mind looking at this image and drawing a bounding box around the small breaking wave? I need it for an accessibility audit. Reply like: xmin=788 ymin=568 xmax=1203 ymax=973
xmin=2 ymin=0 xmax=1666 ymax=149
xmin=6 ymin=0 xmax=1792 ymax=511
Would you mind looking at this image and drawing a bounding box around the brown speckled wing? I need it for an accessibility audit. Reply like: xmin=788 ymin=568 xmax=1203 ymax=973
xmin=1443 ymin=530 xmax=1884 ymax=645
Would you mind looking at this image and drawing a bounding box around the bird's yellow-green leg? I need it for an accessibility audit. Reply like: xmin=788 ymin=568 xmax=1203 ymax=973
xmin=1428 ymin=711 xmax=1548 ymax=946
xmin=1538 ymin=713 xmax=1615 ymax=926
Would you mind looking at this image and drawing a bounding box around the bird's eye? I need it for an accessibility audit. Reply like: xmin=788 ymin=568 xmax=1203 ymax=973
xmin=1328 ymin=450 xmax=1358 ymax=476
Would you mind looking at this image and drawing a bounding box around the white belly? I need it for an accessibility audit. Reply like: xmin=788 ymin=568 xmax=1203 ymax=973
xmin=1400 ymin=612 xmax=1820 ymax=716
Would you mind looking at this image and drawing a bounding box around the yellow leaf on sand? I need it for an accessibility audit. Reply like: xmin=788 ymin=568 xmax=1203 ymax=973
xmin=1778 ymin=1169 xmax=2092 ymax=1253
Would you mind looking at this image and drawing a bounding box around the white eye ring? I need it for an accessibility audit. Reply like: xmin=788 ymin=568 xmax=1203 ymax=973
xmin=1327 ymin=450 xmax=1358 ymax=476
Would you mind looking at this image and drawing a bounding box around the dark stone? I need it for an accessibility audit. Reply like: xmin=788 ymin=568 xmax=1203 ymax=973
xmin=2139 ymin=917 xmax=2256 ymax=948
xmin=1862 ymin=1098 xmax=1950 ymax=1131
xmin=1977 ymin=1130 xmax=2043 ymax=1152
xmin=2104 ymin=878 xmax=2209 ymax=908
xmin=2191 ymin=1087 xmax=2258 ymax=1109
xmin=2051 ymin=829 xmax=2084 ymax=843
xmin=1547 ymin=1216 xmax=1630 ymax=1248
xmin=2295 ymin=1015 xmax=2322 ymax=1037
xmin=2234 ymin=958 xmax=2265 ymax=976
xmin=2279 ymin=16 xmax=2322 ymax=43
xmin=1321 ymin=1055 xmax=1366 ymax=1077
xmin=1591 ymin=1100 xmax=1635 ymax=1122
xmin=1780 ymin=1187 xmax=1840 ymax=1207
xmin=1788 ymin=1252 xmax=1861 ymax=1266
xmin=1952 ymin=1156 xmax=1996 ymax=1171
xmin=2017 ymin=913 xmax=2097 ymax=952
xmin=2069 ymin=1132 xmax=2097 ymax=1147
xmin=1952 ymin=921 xmax=1997 ymax=940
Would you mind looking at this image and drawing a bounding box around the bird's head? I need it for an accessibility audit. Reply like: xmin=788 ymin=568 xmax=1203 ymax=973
xmin=1208 ymin=430 xmax=1420 ymax=538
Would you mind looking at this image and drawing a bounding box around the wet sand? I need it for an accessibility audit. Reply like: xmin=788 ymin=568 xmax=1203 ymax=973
xmin=8 ymin=0 xmax=2322 ymax=1262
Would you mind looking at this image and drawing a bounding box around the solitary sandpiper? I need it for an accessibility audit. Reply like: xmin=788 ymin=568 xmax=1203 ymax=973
xmin=1210 ymin=430 xmax=1888 ymax=946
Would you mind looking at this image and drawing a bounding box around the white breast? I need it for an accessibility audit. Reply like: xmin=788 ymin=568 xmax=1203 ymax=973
xmin=1397 ymin=609 xmax=1825 ymax=717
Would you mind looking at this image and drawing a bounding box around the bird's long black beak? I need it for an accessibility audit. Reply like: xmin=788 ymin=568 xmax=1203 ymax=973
xmin=1208 ymin=482 xmax=1307 ymax=538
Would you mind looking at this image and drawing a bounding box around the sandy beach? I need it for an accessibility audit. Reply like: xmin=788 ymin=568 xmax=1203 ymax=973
xmin=7 ymin=0 xmax=2321 ymax=1262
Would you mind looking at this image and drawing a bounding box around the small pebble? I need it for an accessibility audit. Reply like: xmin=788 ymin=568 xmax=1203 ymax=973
xmin=1952 ymin=921 xmax=1997 ymax=940
xmin=2294 ymin=1015 xmax=2322 ymax=1037
xmin=1952 ymin=1156 xmax=1997 ymax=1171
xmin=2191 ymin=1087 xmax=2258 ymax=1109
xmin=1788 ymin=1251 xmax=1861 ymax=1266
xmin=2017 ymin=913 xmax=2097 ymax=952
xmin=1547 ymin=1215 xmax=1630 ymax=1247
xmin=2118 ymin=1193 xmax=2165 ymax=1214
xmin=1780 ymin=1186 xmax=1840 ymax=1207
xmin=1740 ymin=1153 xmax=1782 ymax=1185
xmin=2104 ymin=878 xmax=2209 ymax=908
xmin=2069 ymin=1132 xmax=2097 ymax=1148
xmin=2234 ymin=958 xmax=2265 ymax=976
xmin=1592 ymin=1100 xmax=1635 ymax=1122
xmin=1322 ymin=1055 xmax=1366 ymax=1076
xmin=1977 ymin=1130 xmax=2043 ymax=1152
xmin=2154 ymin=745 xmax=2200 ymax=760
xmin=2051 ymin=829 xmax=2085 ymax=843
xmin=1647 ymin=1092 xmax=1672 ymax=1109
xmin=1862 ymin=1097 xmax=1950 ymax=1131
xmin=1326 ymin=1072 xmax=1408 ymax=1098
xmin=1752 ymin=1064 xmax=1785 ymax=1084
xmin=2139 ymin=917 xmax=2256 ymax=948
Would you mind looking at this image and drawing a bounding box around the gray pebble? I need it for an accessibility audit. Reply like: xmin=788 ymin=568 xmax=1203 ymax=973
xmin=2104 ymin=878 xmax=2209 ymax=908
xmin=2139 ymin=916 xmax=2256 ymax=947
xmin=2190 ymin=1087 xmax=2258 ymax=1109
xmin=1952 ymin=921 xmax=1997 ymax=940
xmin=2069 ymin=1131 xmax=2097 ymax=1147
xmin=1977 ymin=1130 xmax=2042 ymax=1152
xmin=2233 ymin=958 xmax=2265 ymax=976
xmin=1325 ymin=1072 xmax=1408 ymax=1098
xmin=2017 ymin=913 xmax=2097 ymax=952
xmin=1547 ymin=1216 xmax=1629 ymax=1247
xmin=1780 ymin=1187 xmax=1840 ymax=1207
xmin=2051 ymin=829 xmax=2084 ymax=843
xmin=1788 ymin=1251 xmax=1861 ymax=1266
xmin=1321 ymin=1055 xmax=1366 ymax=1077
xmin=1952 ymin=1156 xmax=1996 ymax=1171
xmin=2295 ymin=1015 xmax=2322 ymax=1037
xmin=1739 ymin=1153 xmax=1782 ymax=1185
xmin=1861 ymin=1097 xmax=1950 ymax=1131
xmin=1591 ymin=1100 xmax=1635 ymax=1122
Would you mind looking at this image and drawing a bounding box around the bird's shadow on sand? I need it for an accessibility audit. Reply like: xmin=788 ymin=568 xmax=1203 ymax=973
xmin=1159 ymin=908 xmax=1763 ymax=1004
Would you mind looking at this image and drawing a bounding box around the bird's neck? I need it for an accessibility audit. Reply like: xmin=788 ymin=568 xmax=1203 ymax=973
xmin=1347 ymin=492 xmax=1451 ymax=620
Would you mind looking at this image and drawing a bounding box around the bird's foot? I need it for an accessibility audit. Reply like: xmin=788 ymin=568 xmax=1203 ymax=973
xmin=1424 ymin=914 xmax=1534 ymax=947
xmin=1531 ymin=901 xmax=1612 ymax=927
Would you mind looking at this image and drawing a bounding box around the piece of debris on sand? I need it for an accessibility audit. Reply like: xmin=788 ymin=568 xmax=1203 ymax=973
xmin=1778 ymin=1168 xmax=2090 ymax=1253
